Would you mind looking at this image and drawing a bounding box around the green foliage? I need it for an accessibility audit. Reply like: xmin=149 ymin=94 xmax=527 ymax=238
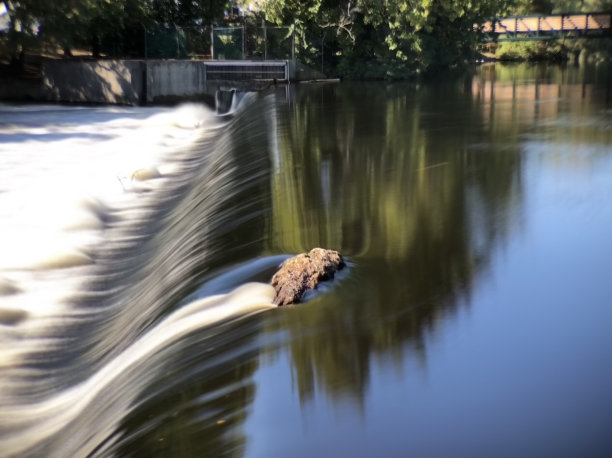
xmin=511 ymin=0 xmax=612 ymax=14
xmin=510 ymin=0 xmax=554 ymax=15
xmin=4 ymin=0 xmax=610 ymax=75
xmin=496 ymin=40 xmax=567 ymax=61
xmin=1 ymin=0 xmax=228 ymax=58
xmin=565 ymin=37 xmax=612 ymax=63
xmin=263 ymin=0 xmax=514 ymax=78
xmin=551 ymin=0 xmax=612 ymax=13
xmin=146 ymin=0 xmax=225 ymax=26
xmin=1 ymin=0 xmax=147 ymax=56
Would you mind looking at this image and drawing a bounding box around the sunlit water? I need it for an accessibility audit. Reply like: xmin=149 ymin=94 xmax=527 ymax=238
xmin=1 ymin=64 xmax=612 ymax=457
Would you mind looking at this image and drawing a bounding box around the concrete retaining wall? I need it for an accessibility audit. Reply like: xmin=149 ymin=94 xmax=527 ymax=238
xmin=40 ymin=59 xmax=295 ymax=105
xmin=147 ymin=60 xmax=206 ymax=103
xmin=43 ymin=60 xmax=146 ymax=104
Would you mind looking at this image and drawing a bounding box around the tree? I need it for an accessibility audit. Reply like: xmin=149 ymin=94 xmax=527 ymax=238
xmin=0 ymin=0 xmax=229 ymax=59
xmin=262 ymin=0 xmax=514 ymax=78
xmin=355 ymin=0 xmax=513 ymax=73
xmin=2 ymin=0 xmax=42 ymax=59
xmin=551 ymin=0 xmax=612 ymax=12
xmin=144 ymin=0 xmax=226 ymax=26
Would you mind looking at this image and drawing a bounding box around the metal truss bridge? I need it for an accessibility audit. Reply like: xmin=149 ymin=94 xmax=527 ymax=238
xmin=482 ymin=12 xmax=611 ymax=41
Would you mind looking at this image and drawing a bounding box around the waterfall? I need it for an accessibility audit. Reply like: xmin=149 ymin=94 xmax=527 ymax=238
xmin=0 ymin=93 xmax=280 ymax=457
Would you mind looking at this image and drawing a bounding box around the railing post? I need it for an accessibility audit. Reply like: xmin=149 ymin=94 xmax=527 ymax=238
xmin=141 ymin=24 xmax=148 ymax=105
xmin=263 ymin=20 xmax=267 ymax=60
xmin=292 ymin=20 xmax=296 ymax=61
xmin=321 ymin=33 xmax=325 ymax=74
xmin=562 ymin=14 xmax=566 ymax=32
xmin=585 ymin=14 xmax=589 ymax=32
xmin=142 ymin=24 xmax=147 ymax=59
xmin=210 ymin=25 xmax=214 ymax=60
xmin=515 ymin=16 xmax=518 ymax=39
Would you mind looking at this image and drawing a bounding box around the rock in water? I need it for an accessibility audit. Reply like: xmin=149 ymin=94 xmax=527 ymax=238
xmin=271 ymin=248 xmax=345 ymax=306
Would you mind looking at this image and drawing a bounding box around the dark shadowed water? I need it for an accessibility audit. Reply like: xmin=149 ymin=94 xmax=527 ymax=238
xmin=239 ymin=64 xmax=612 ymax=458
xmin=1 ymin=63 xmax=612 ymax=457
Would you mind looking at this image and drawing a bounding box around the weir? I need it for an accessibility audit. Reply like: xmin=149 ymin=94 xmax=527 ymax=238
xmin=0 ymin=93 xmax=283 ymax=456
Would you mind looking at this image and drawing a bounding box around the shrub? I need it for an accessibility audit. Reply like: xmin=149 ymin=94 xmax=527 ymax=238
xmin=496 ymin=40 xmax=567 ymax=61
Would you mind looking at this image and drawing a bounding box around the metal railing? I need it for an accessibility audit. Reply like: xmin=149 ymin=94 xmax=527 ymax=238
xmin=204 ymin=60 xmax=289 ymax=81
xmin=482 ymin=12 xmax=612 ymax=41
xmin=144 ymin=24 xmax=294 ymax=60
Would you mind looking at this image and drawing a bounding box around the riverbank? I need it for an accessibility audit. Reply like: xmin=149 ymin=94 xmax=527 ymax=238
xmin=485 ymin=37 xmax=612 ymax=64
xmin=2 ymin=46 xmax=610 ymax=104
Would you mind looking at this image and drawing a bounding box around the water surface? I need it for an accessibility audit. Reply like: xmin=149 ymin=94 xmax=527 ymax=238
xmin=1 ymin=63 xmax=612 ymax=457
xmin=245 ymin=64 xmax=612 ymax=458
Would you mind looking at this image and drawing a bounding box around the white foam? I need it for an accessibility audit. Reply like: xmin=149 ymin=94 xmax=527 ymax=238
xmin=0 ymin=99 xmax=280 ymax=456
xmin=0 ymin=103 xmax=216 ymax=321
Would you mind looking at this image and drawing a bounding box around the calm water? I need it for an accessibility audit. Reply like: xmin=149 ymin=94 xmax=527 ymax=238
xmin=1 ymin=63 xmax=612 ymax=457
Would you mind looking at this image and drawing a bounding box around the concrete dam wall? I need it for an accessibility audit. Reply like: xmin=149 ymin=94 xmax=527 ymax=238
xmin=40 ymin=59 xmax=299 ymax=105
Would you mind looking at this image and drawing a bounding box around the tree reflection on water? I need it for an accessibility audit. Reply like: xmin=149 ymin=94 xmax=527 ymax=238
xmin=265 ymin=78 xmax=524 ymax=403
xmin=109 ymin=64 xmax=611 ymax=454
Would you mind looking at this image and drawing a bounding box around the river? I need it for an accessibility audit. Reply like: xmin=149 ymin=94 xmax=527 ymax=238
xmin=0 ymin=63 xmax=611 ymax=457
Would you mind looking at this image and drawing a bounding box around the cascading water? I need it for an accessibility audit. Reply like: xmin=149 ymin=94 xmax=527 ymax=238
xmin=0 ymin=93 xmax=282 ymax=457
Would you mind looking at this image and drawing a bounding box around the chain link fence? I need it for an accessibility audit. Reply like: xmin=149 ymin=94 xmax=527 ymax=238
xmin=144 ymin=23 xmax=294 ymax=61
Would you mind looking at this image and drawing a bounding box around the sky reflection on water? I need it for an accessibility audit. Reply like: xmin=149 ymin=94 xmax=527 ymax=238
xmin=244 ymin=64 xmax=612 ymax=458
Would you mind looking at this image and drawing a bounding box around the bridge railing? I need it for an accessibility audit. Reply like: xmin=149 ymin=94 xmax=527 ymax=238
xmin=482 ymin=12 xmax=612 ymax=40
